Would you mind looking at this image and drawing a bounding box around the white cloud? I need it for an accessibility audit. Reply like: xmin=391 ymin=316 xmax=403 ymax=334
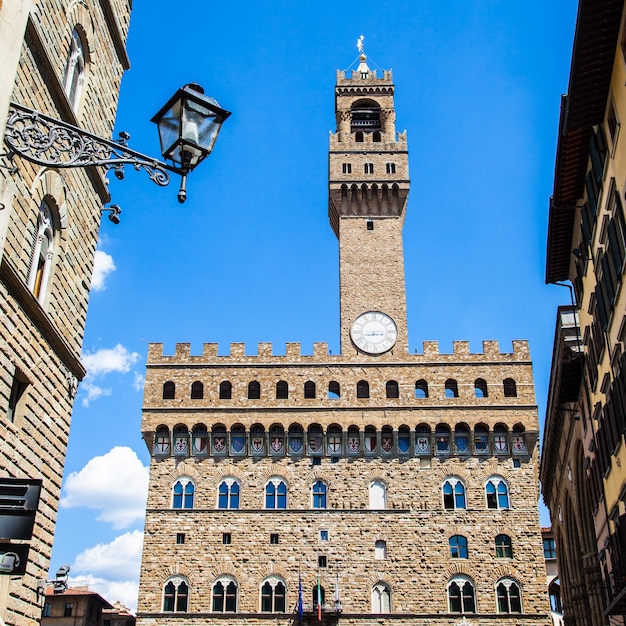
xmin=68 ymin=572 xmax=140 ymax=614
xmin=61 ymin=447 xmax=149 ymax=529
xmin=90 ymin=249 xmax=116 ymax=291
xmin=80 ymin=380 xmax=112 ymax=407
xmin=82 ymin=344 xmax=140 ymax=377
xmin=133 ymin=372 xmax=145 ymax=391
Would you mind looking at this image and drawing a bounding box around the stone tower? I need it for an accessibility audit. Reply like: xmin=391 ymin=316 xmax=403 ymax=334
xmin=137 ymin=50 xmax=551 ymax=626
xmin=329 ymin=55 xmax=410 ymax=356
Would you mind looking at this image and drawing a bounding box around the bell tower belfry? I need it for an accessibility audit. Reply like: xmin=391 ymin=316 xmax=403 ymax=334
xmin=329 ymin=48 xmax=410 ymax=357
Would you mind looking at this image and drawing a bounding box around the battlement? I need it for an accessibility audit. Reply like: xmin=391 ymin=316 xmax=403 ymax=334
xmin=146 ymin=339 xmax=531 ymax=365
xmin=336 ymin=68 xmax=393 ymax=83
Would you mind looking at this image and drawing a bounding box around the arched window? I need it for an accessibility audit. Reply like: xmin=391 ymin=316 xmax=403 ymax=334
xmin=328 ymin=381 xmax=340 ymax=399
xmin=265 ymin=478 xmax=287 ymax=509
xmin=172 ymin=478 xmax=194 ymax=509
xmin=154 ymin=426 xmax=170 ymax=455
xmin=355 ymin=131 xmax=364 ymax=142
xmin=261 ymin=577 xmax=286 ymax=612
xmin=415 ymin=424 xmax=431 ymax=455
xmin=28 ymin=201 xmax=55 ymax=304
xmin=435 ymin=423 xmax=451 ymax=454
xmin=386 ymin=380 xmax=399 ymax=398
xmin=304 ymin=380 xmax=316 ymax=399
xmin=486 ymin=477 xmax=509 ymax=509
xmin=219 ymin=380 xmax=232 ymax=399
xmin=191 ymin=381 xmax=203 ymax=399
xmin=212 ymin=578 xmax=237 ymax=612
xmin=357 ymin=380 xmax=370 ymax=398
xmin=415 ymin=379 xmax=429 ymax=398
xmin=398 ymin=425 xmax=410 ymax=454
xmin=473 ymin=423 xmax=489 ymax=454
xmin=495 ymin=534 xmax=513 ymax=558
xmin=496 ymin=578 xmax=522 ymax=613
xmin=449 ymin=535 xmax=468 ymax=558
xmin=312 ymin=480 xmax=327 ymax=509
xmin=218 ymin=479 xmax=240 ymax=509
xmin=503 ymin=378 xmax=517 ymax=397
xmin=162 ymin=381 xmax=175 ymax=399
xmin=276 ymin=380 xmax=289 ymax=399
xmin=442 ymin=478 xmax=466 ymax=510
xmin=454 ymin=423 xmax=470 ymax=454
xmin=192 ymin=424 xmax=208 ymax=455
xmin=474 ymin=378 xmax=488 ymax=398
xmin=288 ymin=423 xmax=304 ymax=454
xmin=375 ymin=539 xmax=387 ymax=559
xmin=312 ymin=585 xmax=325 ymax=608
xmin=494 ymin=424 xmax=509 ymax=453
xmin=371 ymin=582 xmax=391 ymax=613
xmin=369 ymin=480 xmax=386 ymax=510
xmin=351 ymin=100 xmax=381 ymax=133
xmin=444 ymin=379 xmax=459 ymax=398
xmin=63 ymin=29 xmax=85 ymax=110
xmin=163 ymin=577 xmax=188 ymax=612
xmin=373 ymin=131 xmax=382 ymax=142
xmin=448 ymin=577 xmax=475 ymax=613
xmin=248 ymin=380 xmax=261 ymax=399
xmin=549 ymin=578 xmax=562 ymax=613
xmin=172 ymin=425 xmax=189 ymax=456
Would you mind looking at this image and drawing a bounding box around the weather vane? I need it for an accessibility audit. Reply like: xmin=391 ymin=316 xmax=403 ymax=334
xmin=356 ymin=35 xmax=365 ymax=54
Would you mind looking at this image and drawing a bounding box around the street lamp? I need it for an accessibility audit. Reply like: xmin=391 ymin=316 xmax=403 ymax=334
xmin=2 ymin=84 xmax=230 ymax=204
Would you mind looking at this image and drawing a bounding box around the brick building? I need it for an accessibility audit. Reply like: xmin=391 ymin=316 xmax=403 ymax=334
xmin=0 ymin=1 xmax=132 ymax=624
xmin=137 ymin=54 xmax=550 ymax=625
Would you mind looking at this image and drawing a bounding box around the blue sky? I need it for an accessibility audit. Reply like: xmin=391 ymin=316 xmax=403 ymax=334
xmin=49 ymin=0 xmax=578 ymax=611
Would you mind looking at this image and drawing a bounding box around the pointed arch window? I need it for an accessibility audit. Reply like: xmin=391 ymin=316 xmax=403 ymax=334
xmin=218 ymin=479 xmax=240 ymax=509
xmin=261 ymin=577 xmax=286 ymax=612
xmin=448 ymin=577 xmax=475 ymax=613
xmin=163 ymin=577 xmax=188 ymax=612
xmin=496 ymin=579 xmax=522 ymax=613
xmin=442 ymin=478 xmax=466 ymax=510
xmin=265 ymin=478 xmax=287 ymax=509
xmin=28 ymin=201 xmax=55 ymax=304
xmin=212 ymin=578 xmax=237 ymax=612
xmin=371 ymin=582 xmax=391 ymax=613
xmin=312 ymin=480 xmax=327 ymax=509
xmin=486 ymin=477 xmax=509 ymax=509
xmin=172 ymin=478 xmax=194 ymax=509
xmin=63 ymin=29 xmax=85 ymax=110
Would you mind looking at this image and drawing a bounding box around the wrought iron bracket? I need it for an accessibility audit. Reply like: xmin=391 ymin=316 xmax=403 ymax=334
xmin=3 ymin=102 xmax=191 ymax=202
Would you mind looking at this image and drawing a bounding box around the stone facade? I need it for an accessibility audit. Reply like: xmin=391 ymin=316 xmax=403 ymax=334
xmin=0 ymin=2 xmax=132 ymax=625
xmin=541 ymin=1 xmax=626 ymax=623
xmin=138 ymin=54 xmax=550 ymax=626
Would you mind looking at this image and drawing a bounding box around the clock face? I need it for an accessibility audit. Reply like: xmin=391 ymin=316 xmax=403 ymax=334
xmin=350 ymin=311 xmax=397 ymax=354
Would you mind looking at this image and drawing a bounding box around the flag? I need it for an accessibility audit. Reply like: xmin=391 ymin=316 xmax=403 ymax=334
xmin=298 ymin=571 xmax=303 ymax=622
xmin=317 ymin=573 xmax=322 ymax=620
